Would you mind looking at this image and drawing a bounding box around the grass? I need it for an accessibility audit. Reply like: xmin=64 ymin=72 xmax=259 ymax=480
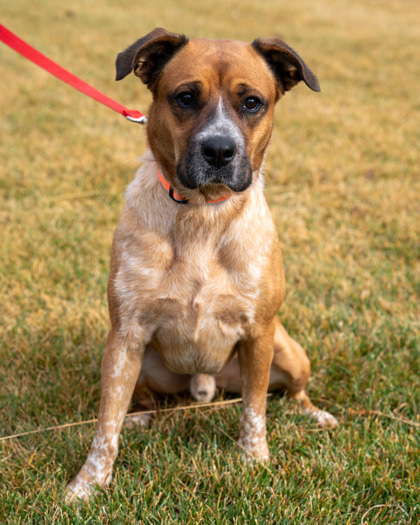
xmin=0 ymin=0 xmax=419 ymax=522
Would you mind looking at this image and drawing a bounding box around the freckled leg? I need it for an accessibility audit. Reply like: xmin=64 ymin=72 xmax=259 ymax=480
xmin=271 ymin=317 xmax=338 ymax=428
xmin=65 ymin=329 xmax=144 ymax=503
xmin=237 ymin=321 xmax=275 ymax=462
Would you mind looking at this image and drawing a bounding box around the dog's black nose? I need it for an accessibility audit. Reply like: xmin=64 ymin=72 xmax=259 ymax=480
xmin=201 ymin=136 xmax=236 ymax=169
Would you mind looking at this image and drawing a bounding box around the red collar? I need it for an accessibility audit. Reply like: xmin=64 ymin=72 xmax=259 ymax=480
xmin=156 ymin=165 xmax=232 ymax=205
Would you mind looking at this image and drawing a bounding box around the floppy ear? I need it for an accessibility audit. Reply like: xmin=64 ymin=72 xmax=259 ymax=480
xmin=115 ymin=27 xmax=189 ymax=87
xmin=252 ymin=37 xmax=320 ymax=93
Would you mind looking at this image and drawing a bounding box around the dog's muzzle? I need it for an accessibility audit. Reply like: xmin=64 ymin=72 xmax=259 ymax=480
xmin=177 ymin=133 xmax=252 ymax=193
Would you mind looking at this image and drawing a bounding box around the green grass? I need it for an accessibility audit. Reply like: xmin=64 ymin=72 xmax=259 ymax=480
xmin=1 ymin=0 xmax=419 ymax=522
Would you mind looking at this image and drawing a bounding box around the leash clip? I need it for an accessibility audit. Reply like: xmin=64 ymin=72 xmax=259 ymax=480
xmin=126 ymin=115 xmax=148 ymax=124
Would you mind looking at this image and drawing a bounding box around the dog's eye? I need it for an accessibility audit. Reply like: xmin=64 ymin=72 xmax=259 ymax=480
xmin=177 ymin=92 xmax=196 ymax=108
xmin=243 ymin=97 xmax=261 ymax=112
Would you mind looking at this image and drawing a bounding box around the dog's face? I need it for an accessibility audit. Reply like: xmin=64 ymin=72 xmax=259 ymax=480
xmin=116 ymin=28 xmax=320 ymax=196
xmin=150 ymin=38 xmax=276 ymax=193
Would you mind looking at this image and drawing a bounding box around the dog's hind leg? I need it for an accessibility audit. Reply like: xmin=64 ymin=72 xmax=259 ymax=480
xmin=126 ymin=345 xmax=191 ymax=429
xmin=125 ymin=381 xmax=156 ymax=430
xmin=208 ymin=317 xmax=337 ymax=428
xmin=270 ymin=317 xmax=338 ymax=428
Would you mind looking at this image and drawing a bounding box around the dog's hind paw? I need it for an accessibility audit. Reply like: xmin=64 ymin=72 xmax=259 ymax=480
xmin=124 ymin=412 xmax=152 ymax=430
xmin=305 ymin=408 xmax=338 ymax=428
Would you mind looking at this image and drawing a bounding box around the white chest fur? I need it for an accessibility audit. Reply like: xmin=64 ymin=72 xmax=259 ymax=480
xmin=114 ymin=236 xmax=260 ymax=374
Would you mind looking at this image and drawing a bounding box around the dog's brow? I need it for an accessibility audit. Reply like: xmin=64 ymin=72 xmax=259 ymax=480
xmin=173 ymin=81 xmax=202 ymax=94
xmin=237 ymin=83 xmax=257 ymax=95
xmin=236 ymin=83 xmax=261 ymax=96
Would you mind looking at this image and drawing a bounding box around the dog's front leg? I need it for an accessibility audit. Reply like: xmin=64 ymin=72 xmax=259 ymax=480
xmin=237 ymin=321 xmax=275 ymax=462
xmin=65 ymin=329 xmax=144 ymax=503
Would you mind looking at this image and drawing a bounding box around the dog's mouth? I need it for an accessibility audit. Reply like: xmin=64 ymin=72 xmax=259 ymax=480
xmin=177 ymin=163 xmax=252 ymax=193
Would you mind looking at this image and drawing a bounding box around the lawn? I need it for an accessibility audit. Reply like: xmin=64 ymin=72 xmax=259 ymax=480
xmin=0 ymin=0 xmax=419 ymax=523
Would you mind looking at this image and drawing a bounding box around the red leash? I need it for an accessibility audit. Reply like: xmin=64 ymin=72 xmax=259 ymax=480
xmin=0 ymin=24 xmax=146 ymax=124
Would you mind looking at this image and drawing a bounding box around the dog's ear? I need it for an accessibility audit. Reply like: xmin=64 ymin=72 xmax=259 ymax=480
xmin=252 ymin=37 xmax=320 ymax=93
xmin=115 ymin=27 xmax=189 ymax=87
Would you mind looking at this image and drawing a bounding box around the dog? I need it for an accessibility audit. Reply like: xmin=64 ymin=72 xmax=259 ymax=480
xmin=65 ymin=28 xmax=337 ymax=502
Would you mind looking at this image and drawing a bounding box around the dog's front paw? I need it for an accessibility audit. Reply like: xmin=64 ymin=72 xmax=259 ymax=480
xmin=190 ymin=374 xmax=216 ymax=403
xmin=65 ymin=478 xmax=95 ymax=504
xmin=65 ymin=463 xmax=112 ymax=504
xmin=238 ymin=410 xmax=269 ymax=463
xmin=238 ymin=435 xmax=270 ymax=463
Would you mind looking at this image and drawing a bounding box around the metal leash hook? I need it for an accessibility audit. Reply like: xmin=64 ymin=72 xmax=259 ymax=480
xmin=126 ymin=114 xmax=148 ymax=124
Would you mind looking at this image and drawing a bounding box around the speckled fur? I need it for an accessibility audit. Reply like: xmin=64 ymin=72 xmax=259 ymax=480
xmin=65 ymin=29 xmax=336 ymax=503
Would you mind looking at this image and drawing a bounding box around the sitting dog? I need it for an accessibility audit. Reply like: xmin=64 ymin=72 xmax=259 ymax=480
xmin=66 ymin=28 xmax=337 ymax=502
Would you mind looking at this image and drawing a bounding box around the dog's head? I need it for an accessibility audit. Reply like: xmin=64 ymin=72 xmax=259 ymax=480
xmin=116 ymin=28 xmax=319 ymax=199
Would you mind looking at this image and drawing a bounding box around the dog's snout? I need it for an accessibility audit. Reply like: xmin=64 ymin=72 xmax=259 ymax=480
xmin=201 ymin=136 xmax=236 ymax=169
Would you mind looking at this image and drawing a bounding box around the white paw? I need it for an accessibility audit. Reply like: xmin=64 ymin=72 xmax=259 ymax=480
xmin=65 ymin=474 xmax=108 ymax=504
xmin=238 ymin=437 xmax=270 ymax=464
xmin=238 ymin=417 xmax=269 ymax=464
xmin=190 ymin=374 xmax=216 ymax=403
xmin=65 ymin=459 xmax=112 ymax=504
xmin=124 ymin=412 xmax=152 ymax=429
xmin=306 ymin=409 xmax=338 ymax=428
xmin=65 ymin=483 xmax=92 ymax=504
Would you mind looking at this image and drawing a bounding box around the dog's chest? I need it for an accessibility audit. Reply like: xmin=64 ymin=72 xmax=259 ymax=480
xmin=154 ymin=273 xmax=254 ymax=374
xmin=115 ymin=239 xmax=260 ymax=375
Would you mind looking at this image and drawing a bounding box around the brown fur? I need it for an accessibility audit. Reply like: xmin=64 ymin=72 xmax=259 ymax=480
xmin=66 ymin=29 xmax=336 ymax=503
